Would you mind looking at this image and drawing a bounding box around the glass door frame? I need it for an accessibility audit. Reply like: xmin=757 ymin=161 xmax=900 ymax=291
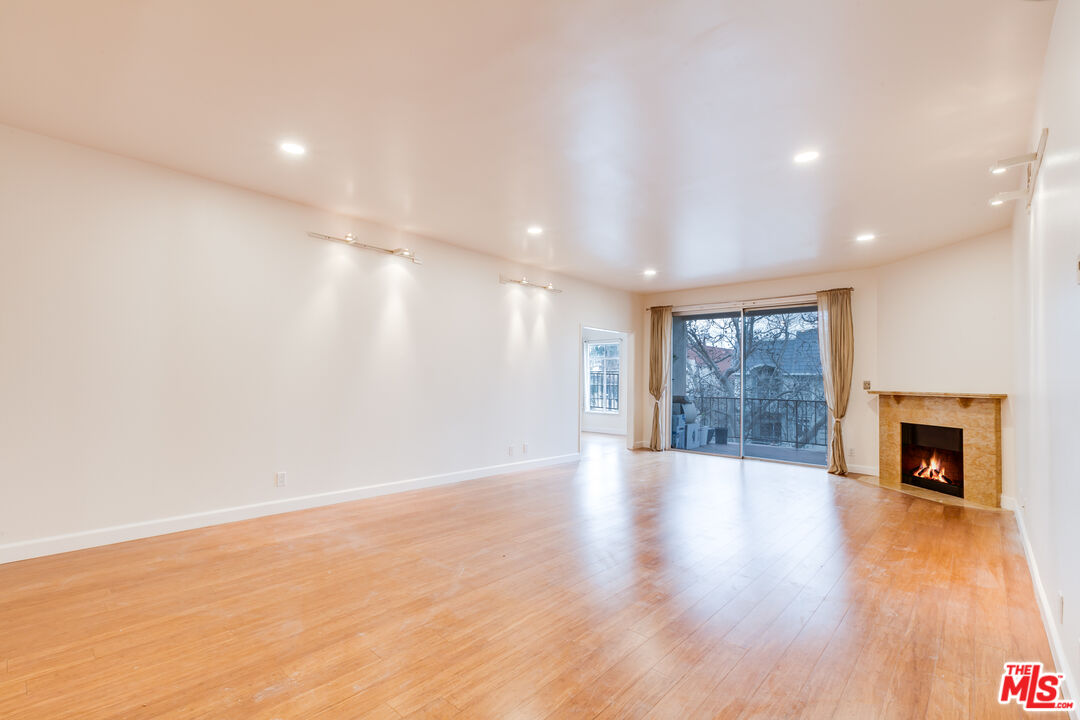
xmin=670 ymin=296 xmax=823 ymax=466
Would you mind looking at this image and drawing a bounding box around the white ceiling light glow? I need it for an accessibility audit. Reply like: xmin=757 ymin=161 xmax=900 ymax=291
xmin=643 ymin=268 xmax=657 ymax=277
xmin=280 ymin=141 xmax=306 ymax=155
xmin=526 ymin=225 xmax=544 ymax=236
xmin=793 ymin=149 xmax=820 ymax=164
xmin=855 ymin=233 xmax=876 ymax=242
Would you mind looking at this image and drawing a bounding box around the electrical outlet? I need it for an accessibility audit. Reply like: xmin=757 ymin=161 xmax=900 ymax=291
xmin=275 ymin=471 xmax=287 ymax=488
xmin=848 ymin=447 xmax=856 ymax=459
xmin=508 ymin=444 xmax=514 ymax=457
xmin=522 ymin=442 xmax=528 ymax=456
xmin=1060 ymin=592 xmax=1065 ymax=624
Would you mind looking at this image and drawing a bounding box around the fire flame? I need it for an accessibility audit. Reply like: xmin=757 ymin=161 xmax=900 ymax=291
xmin=912 ymin=453 xmax=950 ymax=484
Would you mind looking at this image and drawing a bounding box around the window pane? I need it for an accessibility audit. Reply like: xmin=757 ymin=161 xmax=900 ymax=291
xmin=585 ymin=341 xmax=620 ymax=412
xmin=589 ymin=370 xmax=604 ymax=409
xmin=742 ymin=306 xmax=826 ymax=466
xmin=670 ymin=312 xmax=742 ymax=455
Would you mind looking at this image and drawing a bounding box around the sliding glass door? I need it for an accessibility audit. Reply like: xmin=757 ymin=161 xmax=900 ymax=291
xmin=671 ymin=312 xmax=742 ymax=456
xmin=741 ymin=306 xmax=826 ymax=465
xmin=670 ymin=304 xmax=827 ymax=466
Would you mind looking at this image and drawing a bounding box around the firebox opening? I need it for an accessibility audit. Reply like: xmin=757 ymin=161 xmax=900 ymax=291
xmin=901 ymin=423 xmax=963 ymax=498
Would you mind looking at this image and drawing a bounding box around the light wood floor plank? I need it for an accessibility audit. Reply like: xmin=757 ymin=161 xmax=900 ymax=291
xmin=0 ymin=434 xmax=1055 ymax=719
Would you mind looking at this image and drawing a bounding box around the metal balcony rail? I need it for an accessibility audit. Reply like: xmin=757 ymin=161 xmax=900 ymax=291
xmin=689 ymin=396 xmax=828 ymax=449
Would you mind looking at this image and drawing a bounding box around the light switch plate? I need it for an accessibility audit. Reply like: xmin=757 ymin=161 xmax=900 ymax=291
xmin=862 ymin=380 xmax=871 ymax=390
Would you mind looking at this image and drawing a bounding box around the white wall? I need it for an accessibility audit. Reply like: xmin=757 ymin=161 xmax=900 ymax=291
xmin=635 ymin=229 xmax=1014 ymax=486
xmin=876 ymin=230 xmax=1016 ymax=497
xmin=1011 ymin=0 xmax=1080 ymax=701
xmin=0 ymin=124 xmax=637 ymax=561
xmin=876 ymin=231 xmax=1013 ymax=393
xmin=580 ymin=327 xmax=628 ymax=435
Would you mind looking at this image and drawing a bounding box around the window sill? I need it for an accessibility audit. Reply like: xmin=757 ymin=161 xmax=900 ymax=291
xmin=585 ymin=409 xmax=620 ymax=415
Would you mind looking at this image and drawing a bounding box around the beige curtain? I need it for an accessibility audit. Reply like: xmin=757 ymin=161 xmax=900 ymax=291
xmin=648 ymin=306 xmax=673 ymax=451
xmin=816 ymin=288 xmax=854 ymax=475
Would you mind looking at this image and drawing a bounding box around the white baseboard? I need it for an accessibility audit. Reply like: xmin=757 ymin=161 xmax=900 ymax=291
xmin=633 ymin=440 xmax=650 ymax=449
xmin=846 ymin=463 xmax=879 ymax=476
xmin=1011 ymin=504 xmax=1079 ymax=719
xmin=0 ymin=452 xmax=580 ymax=566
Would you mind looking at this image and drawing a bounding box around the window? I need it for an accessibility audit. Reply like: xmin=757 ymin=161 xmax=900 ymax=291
xmin=586 ymin=341 xmax=620 ymax=412
xmin=670 ymin=304 xmax=825 ymax=465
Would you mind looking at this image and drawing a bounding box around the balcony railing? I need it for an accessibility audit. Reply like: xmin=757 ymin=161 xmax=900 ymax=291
xmin=588 ymin=371 xmax=620 ymax=411
xmin=689 ymin=396 xmax=828 ymax=449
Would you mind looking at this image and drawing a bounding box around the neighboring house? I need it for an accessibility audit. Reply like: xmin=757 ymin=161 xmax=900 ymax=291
xmin=685 ymin=329 xmax=826 ymax=448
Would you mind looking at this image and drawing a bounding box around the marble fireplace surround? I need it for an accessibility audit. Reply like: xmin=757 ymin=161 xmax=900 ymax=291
xmin=871 ymin=390 xmax=1006 ymax=508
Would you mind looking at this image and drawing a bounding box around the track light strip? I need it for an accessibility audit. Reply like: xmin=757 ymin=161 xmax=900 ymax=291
xmin=988 ymin=128 xmax=1049 ymax=211
xmin=308 ymin=231 xmax=422 ymax=264
xmin=499 ymin=274 xmax=562 ymax=293
xmin=989 ymin=152 xmax=1037 ymax=175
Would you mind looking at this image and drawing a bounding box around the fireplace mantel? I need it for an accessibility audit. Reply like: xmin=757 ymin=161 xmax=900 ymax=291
xmin=875 ymin=392 xmax=1003 ymax=507
xmin=869 ymin=390 xmax=1006 ymax=399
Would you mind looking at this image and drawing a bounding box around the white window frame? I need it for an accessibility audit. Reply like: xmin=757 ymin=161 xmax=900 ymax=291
xmin=584 ymin=340 xmax=621 ymax=414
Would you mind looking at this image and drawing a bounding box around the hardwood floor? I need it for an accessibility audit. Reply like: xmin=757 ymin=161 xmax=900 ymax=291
xmin=0 ymin=434 xmax=1056 ymax=718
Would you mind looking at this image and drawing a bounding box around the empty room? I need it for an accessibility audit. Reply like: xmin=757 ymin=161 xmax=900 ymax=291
xmin=1 ymin=0 xmax=1078 ymax=718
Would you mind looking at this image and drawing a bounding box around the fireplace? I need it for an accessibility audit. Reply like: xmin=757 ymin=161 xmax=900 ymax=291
xmin=874 ymin=391 xmax=1002 ymax=507
xmin=901 ymin=422 xmax=963 ymax=498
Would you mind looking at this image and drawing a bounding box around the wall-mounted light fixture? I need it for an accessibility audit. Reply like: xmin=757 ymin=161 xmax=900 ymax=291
xmin=989 ymin=153 xmax=1036 ymax=175
xmin=499 ymin=274 xmax=562 ymax=293
xmin=989 ymin=190 xmax=1027 ymax=207
xmin=989 ymin=128 xmax=1048 ymax=210
xmin=308 ymin=231 xmax=422 ymax=264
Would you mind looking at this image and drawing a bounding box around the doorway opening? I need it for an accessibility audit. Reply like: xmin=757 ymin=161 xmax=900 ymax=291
xmin=580 ymin=327 xmax=632 ymax=451
xmin=670 ymin=304 xmax=826 ymax=466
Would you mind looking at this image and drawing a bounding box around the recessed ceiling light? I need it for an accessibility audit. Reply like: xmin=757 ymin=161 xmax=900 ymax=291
xmin=990 ymin=198 xmax=1005 ymax=206
xmin=280 ymin=141 xmax=306 ymax=155
xmin=991 ymin=167 xmax=1007 ymax=175
xmin=643 ymin=268 xmax=658 ymax=277
xmin=855 ymin=233 xmax=876 ymax=242
xmin=793 ymin=149 xmax=820 ymax=164
xmin=526 ymin=225 xmax=544 ymax=236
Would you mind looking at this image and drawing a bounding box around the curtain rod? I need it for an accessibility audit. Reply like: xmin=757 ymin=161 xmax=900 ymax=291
xmin=644 ymin=287 xmax=853 ymax=313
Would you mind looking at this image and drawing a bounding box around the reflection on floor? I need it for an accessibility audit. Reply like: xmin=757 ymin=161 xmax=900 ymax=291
xmin=685 ymin=440 xmax=827 ymax=466
xmin=580 ymin=430 xmax=627 ymax=455
xmin=0 ymin=433 xmax=1052 ymax=718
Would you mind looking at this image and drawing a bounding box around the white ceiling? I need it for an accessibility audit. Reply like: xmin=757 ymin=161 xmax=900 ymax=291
xmin=0 ymin=0 xmax=1056 ymax=291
